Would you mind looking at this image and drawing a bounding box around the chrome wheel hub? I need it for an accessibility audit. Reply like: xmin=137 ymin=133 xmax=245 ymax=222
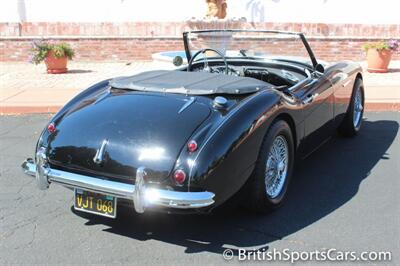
xmin=353 ymin=87 xmax=363 ymax=128
xmin=265 ymin=135 xmax=288 ymax=198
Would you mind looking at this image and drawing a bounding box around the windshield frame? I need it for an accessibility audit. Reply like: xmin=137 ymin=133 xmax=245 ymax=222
xmin=182 ymin=29 xmax=318 ymax=69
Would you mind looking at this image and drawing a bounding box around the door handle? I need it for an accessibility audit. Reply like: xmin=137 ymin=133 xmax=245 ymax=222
xmin=302 ymin=93 xmax=319 ymax=105
xmin=342 ymin=79 xmax=352 ymax=87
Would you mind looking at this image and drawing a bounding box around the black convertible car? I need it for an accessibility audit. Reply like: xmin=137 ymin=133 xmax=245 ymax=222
xmin=22 ymin=30 xmax=364 ymax=217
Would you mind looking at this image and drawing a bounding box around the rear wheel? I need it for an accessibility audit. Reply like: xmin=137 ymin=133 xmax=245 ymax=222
xmin=338 ymin=78 xmax=364 ymax=137
xmin=245 ymin=120 xmax=295 ymax=213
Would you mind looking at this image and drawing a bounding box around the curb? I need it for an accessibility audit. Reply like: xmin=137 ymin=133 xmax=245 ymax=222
xmin=0 ymin=106 xmax=61 ymax=115
xmin=364 ymin=102 xmax=400 ymax=112
xmin=1 ymin=102 xmax=399 ymax=115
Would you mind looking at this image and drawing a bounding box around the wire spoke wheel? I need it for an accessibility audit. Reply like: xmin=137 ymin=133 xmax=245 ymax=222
xmin=265 ymin=135 xmax=288 ymax=198
xmin=353 ymin=87 xmax=363 ymax=128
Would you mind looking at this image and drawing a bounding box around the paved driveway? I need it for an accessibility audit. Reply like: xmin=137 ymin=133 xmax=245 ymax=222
xmin=0 ymin=112 xmax=399 ymax=265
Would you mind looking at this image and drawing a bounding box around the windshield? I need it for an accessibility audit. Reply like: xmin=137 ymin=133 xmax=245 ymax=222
xmin=184 ymin=30 xmax=315 ymax=66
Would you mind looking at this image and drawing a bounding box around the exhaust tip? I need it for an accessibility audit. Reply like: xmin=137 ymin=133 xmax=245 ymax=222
xmin=21 ymin=158 xmax=36 ymax=176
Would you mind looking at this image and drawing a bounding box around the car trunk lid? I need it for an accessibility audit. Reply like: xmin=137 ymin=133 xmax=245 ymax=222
xmin=47 ymin=90 xmax=211 ymax=183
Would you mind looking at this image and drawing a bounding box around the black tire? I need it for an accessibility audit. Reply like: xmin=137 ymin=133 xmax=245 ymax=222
xmin=244 ymin=120 xmax=295 ymax=213
xmin=338 ymin=78 xmax=364 ymax=137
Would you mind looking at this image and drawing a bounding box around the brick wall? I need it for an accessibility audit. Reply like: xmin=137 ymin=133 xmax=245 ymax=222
xmin=1 ymin=22 xmax=399 ymax=62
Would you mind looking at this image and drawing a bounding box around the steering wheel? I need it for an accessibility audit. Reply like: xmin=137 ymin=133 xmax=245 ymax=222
xmin=187 ymin=48 xmax=229 ymax=75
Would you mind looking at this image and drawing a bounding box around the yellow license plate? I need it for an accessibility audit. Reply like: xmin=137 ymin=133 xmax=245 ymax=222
xmin=74 ymin=189 xmax=117 ymax=218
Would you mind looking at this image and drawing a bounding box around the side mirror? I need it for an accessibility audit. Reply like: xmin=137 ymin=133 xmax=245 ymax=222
xmin=173 ymin=56 xmax=183 ymax=67
xmin=315 ymin=63 xmax=325 ymax=73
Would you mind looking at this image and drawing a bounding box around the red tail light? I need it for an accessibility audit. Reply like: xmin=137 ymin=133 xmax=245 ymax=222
xmin=187 ymin=140 xmax=198 ymax=153
xmin=173 ymin=169 xmax=186 ymax=184
xmin=47 ymin=123 xmax=56 ymax=133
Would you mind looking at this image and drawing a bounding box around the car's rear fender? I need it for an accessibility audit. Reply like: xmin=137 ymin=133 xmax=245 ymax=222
xmin=35 ymin=79 xmax=111 ymax=153
xmin=176 ymin=90 xmax=294 ymax=206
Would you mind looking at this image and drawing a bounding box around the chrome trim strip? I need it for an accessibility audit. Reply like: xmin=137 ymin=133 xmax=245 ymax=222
xmin=178 ymin=96 xmax=196 ymax=114
xmin=49 ymin=169 xmax=135 ymax=199
xmin=342 ymin=79 xmax=352 ymax=88
xmin=21 ymin=159 xmax=215 ymax=211
xmin=93 ymin=139 xmax=108 ymax=165
xmin=147 ymin=188 xmax=215 ymax=208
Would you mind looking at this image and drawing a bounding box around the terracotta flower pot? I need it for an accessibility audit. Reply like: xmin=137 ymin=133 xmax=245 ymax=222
xmin=366 ymin=49 xmax=392 ymax=73
xmin=44 ymin=51 xmax=68 ymax=74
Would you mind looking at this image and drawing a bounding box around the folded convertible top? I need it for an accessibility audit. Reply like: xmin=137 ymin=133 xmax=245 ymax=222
xmin=109 ymin=70 xmax=274 ymax=95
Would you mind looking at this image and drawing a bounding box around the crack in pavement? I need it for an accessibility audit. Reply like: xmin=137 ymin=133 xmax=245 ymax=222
xmin=26 ymin=223 xmax=37 ymax=248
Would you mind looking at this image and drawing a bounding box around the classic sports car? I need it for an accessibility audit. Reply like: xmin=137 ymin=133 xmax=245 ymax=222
xmin=22 ymin=30 xmax=364 ymax=217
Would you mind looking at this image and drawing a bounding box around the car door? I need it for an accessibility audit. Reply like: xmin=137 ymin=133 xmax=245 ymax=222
xmin=298 ymin=73 xmax=335 ymax=156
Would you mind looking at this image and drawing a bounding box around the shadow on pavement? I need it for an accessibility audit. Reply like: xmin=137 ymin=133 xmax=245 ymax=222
xmin=72 ymin=118 xmax=398 ymax=254
xmin=387 ymin=68 xmax=400 ymax=73
xmin=67 ymin=69 xmax=94 ymax=74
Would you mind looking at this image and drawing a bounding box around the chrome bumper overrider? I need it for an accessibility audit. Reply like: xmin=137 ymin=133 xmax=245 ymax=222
xmin=21 ymin=150 xmax=215 ymax=213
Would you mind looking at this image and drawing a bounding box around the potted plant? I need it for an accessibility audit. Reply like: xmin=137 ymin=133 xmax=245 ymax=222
xmin=363 ymin=39 xmax=399 ymax=73
xmin=30 ymin=42 xmax=75 ymax=74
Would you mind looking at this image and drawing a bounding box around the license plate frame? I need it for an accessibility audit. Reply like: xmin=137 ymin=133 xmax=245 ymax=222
xmin=74 ymin=189 xmax=117 ymax=218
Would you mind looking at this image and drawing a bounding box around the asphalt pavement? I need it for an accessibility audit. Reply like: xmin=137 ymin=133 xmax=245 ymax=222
xmin=0 ymin=112 xmax=399 ymax=265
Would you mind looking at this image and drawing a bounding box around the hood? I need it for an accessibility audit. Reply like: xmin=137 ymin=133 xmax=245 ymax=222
xmin=47 ymin=89 xmax=211 ymax=183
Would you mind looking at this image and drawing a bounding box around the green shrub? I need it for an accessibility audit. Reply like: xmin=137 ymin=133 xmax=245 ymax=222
xmin=30 ymin=42 xmax=75 ymax=65
xmin=363 ymin=39 xmax=399 ymax=52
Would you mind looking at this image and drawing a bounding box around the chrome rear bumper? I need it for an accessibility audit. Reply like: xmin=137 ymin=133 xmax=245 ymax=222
xmin=21 ymin=151 xmax=214 ymax=213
